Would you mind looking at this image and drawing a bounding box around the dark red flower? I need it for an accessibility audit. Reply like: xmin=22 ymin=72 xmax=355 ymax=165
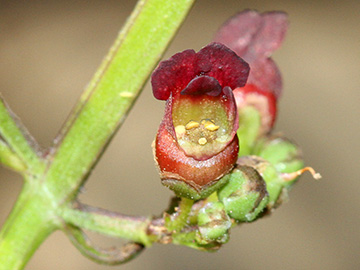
xmin=152 ymin=43 xmax=250 ymax=198
xmin=214 ymin=10 xmax=288 ymax=134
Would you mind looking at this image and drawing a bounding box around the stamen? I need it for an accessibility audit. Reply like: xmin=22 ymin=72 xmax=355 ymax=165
xmin=198 ymin=138 xmax=208 ymax=145
xmin=185 ymin=120 xmax=200 ymax=130
xmin=205 ymin=123 xmax=219 ymax=131
xmin=201 ymin=119 xmax=220 ymax=131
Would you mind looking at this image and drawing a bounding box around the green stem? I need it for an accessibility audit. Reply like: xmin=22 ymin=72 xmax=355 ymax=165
xmin=0 ymin=139 xmax=26 ymax=172
xmin=166 ymin=197 xmax=194 ymax=233
xmin=44 ymin=0 xmax=195 ymax=202
xmin=60 ymin=204 xmax=153 ymax=246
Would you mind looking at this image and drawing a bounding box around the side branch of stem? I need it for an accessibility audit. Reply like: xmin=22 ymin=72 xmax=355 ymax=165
xmin=60 ymin=203 xmax=154 ymax=246
xmin=0 ymin=97 xmax=45 ymax=174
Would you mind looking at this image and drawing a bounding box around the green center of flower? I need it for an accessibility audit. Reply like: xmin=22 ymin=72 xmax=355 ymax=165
xmin=172 ymin=97 xmax=232 ymax=160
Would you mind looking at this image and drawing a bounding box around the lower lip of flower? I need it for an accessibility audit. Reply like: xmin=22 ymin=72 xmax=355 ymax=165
xmin=154 ymin=123 xmax=239 ymax=196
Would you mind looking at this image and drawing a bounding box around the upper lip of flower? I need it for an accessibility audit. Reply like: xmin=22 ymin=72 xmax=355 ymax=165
xmin=152 ymin=42 xmax=250 ymax=161
xmin=152 ymin=42 xmax=250 ymax=101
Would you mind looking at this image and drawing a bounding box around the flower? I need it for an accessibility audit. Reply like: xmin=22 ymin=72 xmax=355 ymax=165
xmin=214 ymin=10 xmax=288 ymax=135
xmin=152 ymin=43 xmax=250 ymax=199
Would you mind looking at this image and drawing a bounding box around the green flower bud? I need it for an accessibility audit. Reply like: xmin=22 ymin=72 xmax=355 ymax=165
xmin=195 ymin=202 xmax=231 ymax=244
xmin=252 ymin=135 xmax=304 ymax=174
xmin=217 ymin=165 xmax=269 ymax=222
xmin=252 ymin=135 xmax=321 ymax=190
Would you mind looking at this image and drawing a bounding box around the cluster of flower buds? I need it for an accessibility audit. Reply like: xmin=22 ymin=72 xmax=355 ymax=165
xmin=152 ymin=10 xmax=319 ymax=250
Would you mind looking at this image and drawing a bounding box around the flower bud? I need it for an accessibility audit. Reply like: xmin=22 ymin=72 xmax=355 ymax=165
xmin=217 ymin=165 xmax=269 ymax=222
xmin=195 ymin=201 xmax=231 ymax=244
xmin=214 ymin=10 xmax=288 ymax=99
xmin=252 ymin=135 xmax=304 ymax=174
xmin=215 ymin=11 xmax=289 ymax=136
xmin=237 ymin=156 xmax=283 ymax=209
xmin=234 ymin=84 xmax=277 ymax=138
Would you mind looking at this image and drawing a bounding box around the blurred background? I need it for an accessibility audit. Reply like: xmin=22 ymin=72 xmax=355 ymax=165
xmin=0 ymin=0 xmax=359 ymax=269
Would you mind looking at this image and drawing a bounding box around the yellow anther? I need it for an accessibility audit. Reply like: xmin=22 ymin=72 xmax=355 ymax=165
xmin=205 ymin=122 xmax=219 ymax=131
xmin=185 ymin=120 xmax=200 ymax=130
xmin=202 ymin=119 xmax=219 ymax=131
xmin=175 ymin=125 xmax=186 ymax=137
xmin=198 ymin=137 xmax=207 ymax=145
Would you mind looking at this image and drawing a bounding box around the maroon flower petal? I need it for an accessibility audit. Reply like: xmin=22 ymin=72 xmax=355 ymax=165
xmin=246 ymin=11 xmax=288 ymax=60
xmin=152 ymin=49 xmax=197 ymax=100
xmin=213 ymin=10 xmax=262 ymax=58
xmin=151 ymin=43 xmax=250 ymax=100
xmin=214 ymin=10 xmax=288 ymax=60
xmin=181 ymin=76 xmax=222 ymax=97
xmin=196 ymin=43 xmax=250 ymax=90
xmin=214 ymin=10 xmax=288 ymax=99
xmin=247 ymin=58 xmax=282 ymax=98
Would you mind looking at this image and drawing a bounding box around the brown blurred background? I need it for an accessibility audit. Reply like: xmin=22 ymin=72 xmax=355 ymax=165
xmin=0 ymin=0 xmax=359 ymax=269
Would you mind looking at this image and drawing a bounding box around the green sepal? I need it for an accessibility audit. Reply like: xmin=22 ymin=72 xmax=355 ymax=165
xmin=172 ymin=230 xmax=222 ymax=251
xmin=162 ymin=173 xmax=231 ymax=200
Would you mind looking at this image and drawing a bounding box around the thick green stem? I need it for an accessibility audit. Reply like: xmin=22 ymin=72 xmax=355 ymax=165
xmin=0 ymin=181 xmax=59 ymax=269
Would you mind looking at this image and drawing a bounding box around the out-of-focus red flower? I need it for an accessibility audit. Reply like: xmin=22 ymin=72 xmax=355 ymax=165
xmin=214 ymin=10 xmax=288 ymax=135
xmin=152 ymin=43 xmax=249 ymax=198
